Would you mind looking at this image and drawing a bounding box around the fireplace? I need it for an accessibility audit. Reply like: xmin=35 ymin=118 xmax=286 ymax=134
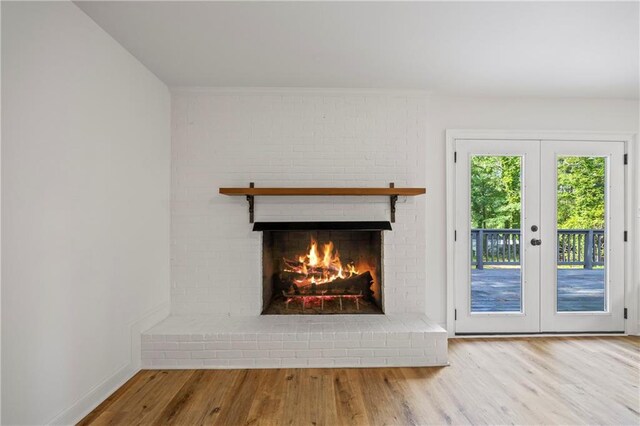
xmin=256 ymin=222 xmax=389 ymax=315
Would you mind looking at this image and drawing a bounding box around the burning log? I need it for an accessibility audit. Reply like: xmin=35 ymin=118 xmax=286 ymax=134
xmin=313 ymin=271 xmax=374 ymax=296
xmin=275 ymin=238 xmax=376 ymax=303
xmin=276 ymin=271 xmax=375 ymax=300
xmin=279 ymin=270 xmax=307 ymax=281
xmin=282 ymin=259 xmax=341 ymax=276
xmin=283 ymin=259 xmax=304 ymax=270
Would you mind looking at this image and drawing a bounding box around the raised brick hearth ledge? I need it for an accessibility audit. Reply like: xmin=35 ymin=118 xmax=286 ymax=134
xmin=142 ymin=314 xmax=448 ymax=369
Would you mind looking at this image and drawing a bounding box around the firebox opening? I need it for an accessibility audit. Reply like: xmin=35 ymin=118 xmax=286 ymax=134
xmin=260 ymin=226 xmax=384 ymax=315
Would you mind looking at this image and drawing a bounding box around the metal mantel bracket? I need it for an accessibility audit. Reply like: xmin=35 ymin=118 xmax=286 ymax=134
xmin=389 ymin=182 xmax=398 ymax=223
xmin=246 ymin=182 xmax=255 ymax=223
xmin=243 ymin=182 xmax=399 ymax=223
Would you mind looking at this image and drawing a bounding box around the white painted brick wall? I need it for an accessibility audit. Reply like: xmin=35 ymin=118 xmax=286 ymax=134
xmin=142 ymin=314 xmax=447 ymax=368
xmin=172 ymin=89 xmax=427 ymax=315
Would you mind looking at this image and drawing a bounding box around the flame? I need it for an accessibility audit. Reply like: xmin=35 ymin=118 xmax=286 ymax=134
xmin=322 ymin=242 xmax=333 ymax=268
xmin=283 ymin=237 xmax=354 ymax=286
xmin=281 ymin=237 xmax=380 ymax=306
xmin=308 ymin=241 xmax=319 ymax=266
xmin=346 ymin=263 xmax=356 ymax=276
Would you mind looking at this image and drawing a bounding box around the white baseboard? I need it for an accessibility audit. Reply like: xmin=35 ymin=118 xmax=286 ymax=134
xmin=130 ymin=302 xmax=171 ymax=371
xmin=49 ymin=363 xmax=138 ymax=426
xmin=451 ymin=333 xmax=628 ymax=339
xmin=49 ymin=301 xmax=170 ymax=425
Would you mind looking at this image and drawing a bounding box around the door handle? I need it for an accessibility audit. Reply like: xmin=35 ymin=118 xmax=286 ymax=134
xmin=530 ymin=238 xmax=542 ymax=246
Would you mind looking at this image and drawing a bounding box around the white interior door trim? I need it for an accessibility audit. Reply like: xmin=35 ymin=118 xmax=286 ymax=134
xmin=445 ymin=130 xmax=637 ymax=337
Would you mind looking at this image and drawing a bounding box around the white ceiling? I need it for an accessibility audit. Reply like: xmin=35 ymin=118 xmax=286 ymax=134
xmin=75 ymin=1 xmax=639 ymax=98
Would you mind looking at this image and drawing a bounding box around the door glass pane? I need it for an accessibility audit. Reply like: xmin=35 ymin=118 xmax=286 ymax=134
xmin=556 ymin=156 xmax=606 ymax=312
xmin=470 ymin=156 xmax=522 ymax=312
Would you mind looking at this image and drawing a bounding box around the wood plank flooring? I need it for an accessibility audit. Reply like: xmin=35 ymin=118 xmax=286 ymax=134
xmin=79 ymin=336 xmax=640 ymax=425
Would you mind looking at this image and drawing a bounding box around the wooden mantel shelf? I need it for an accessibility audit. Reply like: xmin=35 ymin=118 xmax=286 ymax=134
xmin=219 ymin=183 xmax=426 ymax=223
xmin=219 ymin=187 xmax=426 ymax=196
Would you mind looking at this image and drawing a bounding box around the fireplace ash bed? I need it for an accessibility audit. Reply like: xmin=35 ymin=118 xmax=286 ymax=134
xmin=255 ymin=222 xmax=388 ymax=315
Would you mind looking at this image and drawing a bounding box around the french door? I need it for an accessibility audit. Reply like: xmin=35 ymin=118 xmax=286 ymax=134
xmin=454 ymin=139 xmax=626 ymax=334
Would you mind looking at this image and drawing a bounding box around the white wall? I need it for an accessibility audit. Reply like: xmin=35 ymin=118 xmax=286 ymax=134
xmin=1 ymin=2 xmax=4 ymax=420
xmin=0 ymin=2 xmax=636 ymax=423
xmin=1 ymin=2 xmax=170 ymax=424
xmin=636 ymin=112 xmax=640 ymax=335
xmin=172 ymin=90 xmax=638 ymax=327
xmin=425 ymin=95 xmax=639 ymax=326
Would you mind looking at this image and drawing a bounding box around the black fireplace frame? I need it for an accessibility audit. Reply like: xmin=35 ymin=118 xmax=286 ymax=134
xmin=256 ymin=222 xmax=389 ymax=315
xmin=253 ymin=221 xmax=392 ymax=232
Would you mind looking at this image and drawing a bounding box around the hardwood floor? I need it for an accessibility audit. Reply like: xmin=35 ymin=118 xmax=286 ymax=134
xmin=79 ymin=336 xmax=639 ymax=425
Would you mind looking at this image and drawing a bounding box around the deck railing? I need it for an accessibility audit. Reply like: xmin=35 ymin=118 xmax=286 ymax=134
xmin=471 ymin=229 xmax=604 ymax=269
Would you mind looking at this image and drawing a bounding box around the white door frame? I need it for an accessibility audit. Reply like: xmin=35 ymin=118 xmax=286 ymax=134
xmin=539 ymin=141 xmax=625 ymax=332
xmin=445 ymin=130 xmax=637 ymax=337
xmin=454 ymin=140 xmax=541 ymax=333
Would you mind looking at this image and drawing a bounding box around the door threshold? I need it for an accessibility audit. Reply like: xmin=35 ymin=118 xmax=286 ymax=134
xmin=454 ymin=331 xmax=626 ymax=337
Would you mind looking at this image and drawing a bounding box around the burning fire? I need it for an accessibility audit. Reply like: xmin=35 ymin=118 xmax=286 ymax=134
xmin=283 ymin=238 xmax=360 ymax=287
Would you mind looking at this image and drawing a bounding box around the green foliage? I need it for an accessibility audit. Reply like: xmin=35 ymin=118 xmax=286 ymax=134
xmin=471 ymin=156 xmax=521 ymax=229
xmin=470 ymin=155 xmax=605 ymax=230
xmin=557 ymin=157 xmax=605 ymax=229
